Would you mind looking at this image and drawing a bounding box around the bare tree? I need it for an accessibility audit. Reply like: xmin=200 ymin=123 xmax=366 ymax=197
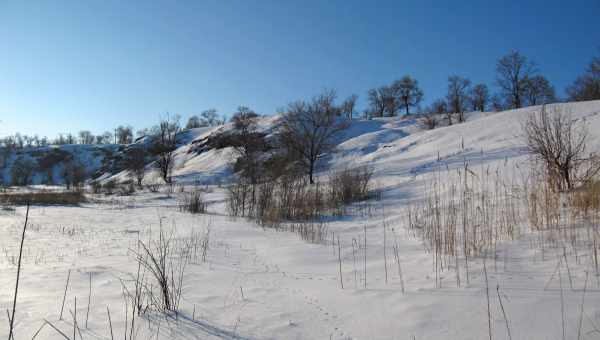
xmin=446 ymin=75 xmax=471 ymax=122
xmin=186 ymin=115 xmax=204 ymax=129
xmin=78 ymin=130 xmax=94 ymax=144
xmin=428 ymin=98 xmax=451 ymax=125
xmin=150 ymin=116 xmax=180 ymax=184
xmin=382 ymin=86 xmax=400 ymax=116
xmin=367 ymin=87 xmax=387 ymax=117
xmin=567 ymin=55 xmax=600 ymax=101
xmin=496 ymin=50 xmax=536 ymax=109
xmin=115 ymin=126 xmax=133 ymax=144
xmin=430 ymin=99 xmax=447 ymax=115
xmin=11 ymin=157 xmax=37 ymax=186
xmin=229 ymin=106 xmax=266 ymax=184
xmin=278 ymin=90 xmax=348 ymax=184
xmin=391 ymin=75 xmax=424 ymax=115
xmin=523 ymin=105 xmax=600 ymax=191
xmin=523 ymin=75 xmax=556 ymax=105
xmin=125 ymin=147 xmax=147 ymax=187
xmin=341 ymin=94 xmax=358 ymax=119
xmin=470 ymin=83 xmax=489 ymax=112
xmin=66 ymin=133 xmax=75 ymax=145
xmin=490 ymin=94 xmax=505 ymax=112
xmin=63 ymin=160 xmax=86 ymax=190
xmin=200 ymin=108 xmax=220 ymax=126
xmin=419 ymin=113 xmax=438 ymax=130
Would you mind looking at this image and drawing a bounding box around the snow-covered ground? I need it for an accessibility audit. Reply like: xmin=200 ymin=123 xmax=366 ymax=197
xmin=2 ymin=101 xmax=600 ymax=339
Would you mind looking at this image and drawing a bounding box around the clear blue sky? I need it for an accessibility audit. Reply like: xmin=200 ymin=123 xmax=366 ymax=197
xmin=1 ymin=0 xmax=599 ymax=138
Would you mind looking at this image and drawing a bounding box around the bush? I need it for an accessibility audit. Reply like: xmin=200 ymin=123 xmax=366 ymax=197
xmin=523 ymin=105 xmax=600 ymax=191
xmin=147 ymin=183 xmax=161 ymax=193
xmin=90 ymin=180 xmax=102 ymax=194
xmin=118 ymin=180 xmax=136 ymax=196
xmin=131 ymin=227 xmax=190 ymax=313
xmin=227 ymin=166 xmax=374 ymax=227
xmin=329 ymin=166 xmax=374 ymax=205
xmin=179 ymin=190 xmax=206 ymax=214
xmin=103 ymin=179 xmax=117 ymax=195
xmin=570 ymin=179 xmax=600 ymax=217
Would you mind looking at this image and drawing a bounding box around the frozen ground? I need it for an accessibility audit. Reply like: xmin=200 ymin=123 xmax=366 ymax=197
xmin=2 ymin=101 xmax=600 ymax=339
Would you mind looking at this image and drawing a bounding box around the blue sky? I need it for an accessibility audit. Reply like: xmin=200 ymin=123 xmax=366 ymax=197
xmin=1 ymin=0 xmax=599 ymax=138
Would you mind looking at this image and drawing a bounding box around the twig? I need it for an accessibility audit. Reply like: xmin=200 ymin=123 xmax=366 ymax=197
xmin=483 ymin=255 xmax=492 ymax=340
xmin=107 ymin=306 xmax=114 ymax=340
xmin=496 ymin=284 xmax=512 ymax=340
xmin=559 ymin=267 xmax=566 ymax=340
xmin=577 ymin=269 xmax=589 ymax=340
xmin=6 ymin=309 xmax=12 ymax=340
xmin=31 ymin=320 xmax=48 ymax=339
xmin=8 ymin=202 xmax=30 ymax=340
xmin=364 ymin=225 xmax=367 ymax=289
xmin=337 ymin=236 xmax=343 ymax=289
xmin=60 ymin=269 xmax=72 ymax=320
xmin=86 ymin=272 xmax=92 ymax=328
xmin=71 ymin=308 xmax=84 ymax=340
xmin=43 ymin=319 xmax=71 ymax=340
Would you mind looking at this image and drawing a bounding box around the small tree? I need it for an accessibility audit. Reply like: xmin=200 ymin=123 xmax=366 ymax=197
xmin=523 ymin=105 xmax=600 ymax=191
xmin=11 ymin=157 xmax=37 ymax=186
xmin=229 ymin=107 xmax=265 ymax=184
xmin=490 ymin=94 xmax=505 ymax=112
xmin=496 ymin=50 xmax=536 ymax=109
xmin=78 ymin=130 xmax=94 ymax=144
xmin=419 ymin=112 xmax=438 ymax=130
xmin=470 ymin=83 xmax=489 ymax=112
xmin=367 ymin=87 xmax=387 ymax=118
xmin=523 ymin=75 xmax=556 ymax=106
xmin=340 ymin=94 xmax=358 ymax=119
xmin=151 ymin=116 xmax=180 ymax=184
xmin=446 ymin=75 xmax=471 ymax=122
xmin=201 ymin=108 xmax=220 ymax=126
xmin=63 ymin=160 xmax=86 ymax=190
xmin=391 ymin=75 xmax=424 ymax=115
xmin=115 ymin=126 xmax=133 ymax=144
xmin=567 ymin=55 xmax=600 ymax=101
xmin=186 ymin=115 xmax=204 ymax=129
xmin=125 ymin=147 xmax=147 ymax=187
xmin=279 ymin=90 xmax=348 ymax=184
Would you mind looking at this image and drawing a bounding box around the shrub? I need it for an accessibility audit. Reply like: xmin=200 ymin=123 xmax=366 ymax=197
xmin=227 ymin=166 xmax=374 ymax=227
xmin=103 ymin=179 xmax=117 ymax=195
xmin=179 ymin=190 xmax=206 ymax=214
xmin=131 ymin=227 xmax=190 ymax=313
xmin=523 ymin=105 xmax=600 ymax=191
xmin=147 ymin=183 xmax=161 ymax=193
xmin=90 ymin=180 xmax=102 ymax=194
xmin=329 ymin=166 xmax=374 ymax=205
xmin=118 ymin=180 xmax=136 ymax=196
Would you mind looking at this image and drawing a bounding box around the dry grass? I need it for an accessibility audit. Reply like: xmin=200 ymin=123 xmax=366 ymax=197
xmin=0 ymin=191 xmax=86 ymax=206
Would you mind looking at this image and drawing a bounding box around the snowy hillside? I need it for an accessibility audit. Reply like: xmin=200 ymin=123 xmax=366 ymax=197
xmin=2 ymin=101 xmax=600 ymax=340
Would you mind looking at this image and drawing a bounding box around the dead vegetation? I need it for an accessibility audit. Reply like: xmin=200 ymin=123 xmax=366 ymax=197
xmin=0 ymin=190 xmax=86 ymax=206
xmin=227 ymin=165 xmax=375 ymax=227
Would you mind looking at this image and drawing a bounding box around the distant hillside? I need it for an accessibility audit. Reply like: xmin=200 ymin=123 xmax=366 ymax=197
xmin=2 ymin=100 xmax=600 ymax=188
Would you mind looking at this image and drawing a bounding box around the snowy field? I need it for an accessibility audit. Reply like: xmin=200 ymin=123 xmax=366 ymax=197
xmin=2 ymin=101 xmax=600 ymax=339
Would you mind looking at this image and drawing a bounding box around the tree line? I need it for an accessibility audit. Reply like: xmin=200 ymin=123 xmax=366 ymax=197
xmin=364 ymin=50 xmax=599 ymax=123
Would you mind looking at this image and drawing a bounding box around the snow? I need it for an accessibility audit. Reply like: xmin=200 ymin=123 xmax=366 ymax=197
xmin=2 ymin=101 xmax=600 ymax=339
